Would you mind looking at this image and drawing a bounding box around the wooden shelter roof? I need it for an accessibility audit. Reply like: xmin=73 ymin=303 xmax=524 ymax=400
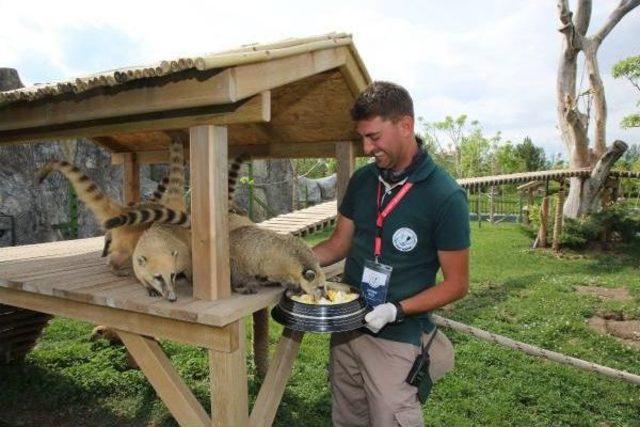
xmin=0 ymin=32 xmax=370 ymax=158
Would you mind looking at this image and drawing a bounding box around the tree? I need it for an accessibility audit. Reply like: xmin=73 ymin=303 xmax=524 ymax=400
xmin=515 ymin=137 xmax=547 ymax=171
xmin=612 ymin=55 xmax=640 ymax=128
xmin=556 ymin=0 xmax=639 ymax=218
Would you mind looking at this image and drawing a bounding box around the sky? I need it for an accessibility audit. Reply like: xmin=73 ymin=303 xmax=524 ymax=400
xmin=1 ymin=0 xmax=639 ymax=159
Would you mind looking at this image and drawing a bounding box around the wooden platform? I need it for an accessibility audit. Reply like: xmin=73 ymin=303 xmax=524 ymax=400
xmin=0 ymin=237 xmax=283 ymax=328
xmin=0 ymin=200 xmax=338 ymax=342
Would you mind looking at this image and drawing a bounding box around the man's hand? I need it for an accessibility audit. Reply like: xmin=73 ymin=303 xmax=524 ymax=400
xmin=364 ymin=303 xmax=397 ymax=333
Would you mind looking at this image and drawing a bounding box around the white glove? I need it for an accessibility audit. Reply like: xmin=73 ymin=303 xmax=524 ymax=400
xmin=364 ymin=302 xmax=397 ymax=333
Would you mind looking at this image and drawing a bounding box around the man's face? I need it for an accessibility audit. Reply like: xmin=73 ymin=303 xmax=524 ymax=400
xmin=356 ymin=116 xmax=410 ymax=170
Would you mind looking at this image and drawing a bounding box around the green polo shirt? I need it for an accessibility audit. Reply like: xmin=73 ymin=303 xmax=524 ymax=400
xmin=339 ymin=151 xmax=470 ymax=346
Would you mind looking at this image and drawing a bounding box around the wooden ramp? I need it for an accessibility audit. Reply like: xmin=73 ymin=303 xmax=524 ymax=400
xmin=257 ymin=200 xmax=338 ymax=236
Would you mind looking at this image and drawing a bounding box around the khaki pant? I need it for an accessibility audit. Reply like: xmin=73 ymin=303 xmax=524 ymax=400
xmin=329 ymin=329 xmax=454 ymax=427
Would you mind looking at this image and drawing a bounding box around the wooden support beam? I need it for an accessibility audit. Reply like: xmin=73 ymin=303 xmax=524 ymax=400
xmin=233 ymin=47 xmax=348 ymax=101
xmin=253 ymin=308 xmax=270 ymax=379
xmin=250 ymin=328 xmax=304 ymax=427
xmin=210 ymin=320 xmax=249 ymax=427
xmin=335 ymin=141 xmax=356 ymax=205
xmin=112 ymin=139 xmax=364 ymax=165
xmin=0 ymin=286 xmax=239 ymax=351
xmin=122 ymin=152 xmax=140 ymax=204
xmin=189 ymin=125 xmax=231 ymax=301
xmin=339 ymin=52 xmax=369 ymax=97
xmin=1 ymin=90 xmax=270 ymax=146
xmin=0 ymin=69 xmax=238 ymax=144
xmin=117 ymin=330 xmax=210 ymax=427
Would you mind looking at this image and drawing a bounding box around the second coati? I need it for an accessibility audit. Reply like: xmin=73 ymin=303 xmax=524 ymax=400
xmin=130 ymin=137 xmax=192 ymax=302
xmin=229 ymin=224 xmax=326 ymax=296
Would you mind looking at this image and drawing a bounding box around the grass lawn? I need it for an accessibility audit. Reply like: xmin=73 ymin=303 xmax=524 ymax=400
xmin=1 ymin=223 xmax=639 ymax=426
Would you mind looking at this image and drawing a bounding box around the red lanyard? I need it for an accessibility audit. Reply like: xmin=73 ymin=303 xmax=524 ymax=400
xmin=374 ymin=181 xmax=414 ymax=259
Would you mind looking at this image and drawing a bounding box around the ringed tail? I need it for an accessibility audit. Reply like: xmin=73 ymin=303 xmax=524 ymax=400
xmin=36 ymin=160 xmax=122 ymax=222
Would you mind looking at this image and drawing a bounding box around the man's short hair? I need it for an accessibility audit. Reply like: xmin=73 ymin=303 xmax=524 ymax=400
xmin=350 ymin=81 xmax=414 ymax=122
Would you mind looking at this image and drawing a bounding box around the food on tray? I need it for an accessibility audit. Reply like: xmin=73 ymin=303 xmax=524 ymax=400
xmin=291 ymin=289 xmax=359 ymax=305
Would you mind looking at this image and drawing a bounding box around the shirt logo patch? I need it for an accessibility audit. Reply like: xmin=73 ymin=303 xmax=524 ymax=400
xmin=392 ymin=227 xmax=418 ymax=252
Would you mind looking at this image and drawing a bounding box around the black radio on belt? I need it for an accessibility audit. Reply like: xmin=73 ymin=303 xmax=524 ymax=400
xmin=406 ymin=350 xmax=430 ymax=387
xmin=405 ymin=328 xmax=438 ymax=387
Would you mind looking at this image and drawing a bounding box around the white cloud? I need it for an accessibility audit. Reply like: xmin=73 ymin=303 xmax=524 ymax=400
xmin=1 ymin=0 xmax=638 ymax=157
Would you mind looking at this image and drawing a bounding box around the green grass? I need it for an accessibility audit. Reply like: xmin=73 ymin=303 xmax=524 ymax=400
xmin=1 ymin=224 xmax=640 ymax=426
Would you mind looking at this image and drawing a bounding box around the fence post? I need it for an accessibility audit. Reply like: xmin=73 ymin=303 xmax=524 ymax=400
xmin=476 ymin=187 xmax=482 ymax=228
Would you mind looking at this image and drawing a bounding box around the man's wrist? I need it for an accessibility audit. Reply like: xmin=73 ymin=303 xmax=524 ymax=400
xmin=392 ymin=301 xmax=406 ymax=323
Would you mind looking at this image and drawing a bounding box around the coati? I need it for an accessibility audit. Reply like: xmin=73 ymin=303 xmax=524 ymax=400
xmin=107 ymin=150 xmax=326 ymax=299
xmin=229 ymin=225 xmax=326 ymax=296
xmin=131 ymin=137 xmax=192 ymax=302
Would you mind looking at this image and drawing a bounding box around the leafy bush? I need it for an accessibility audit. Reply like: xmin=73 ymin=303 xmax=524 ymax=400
xmin=560 ymin=205 xmax=640 ymax=249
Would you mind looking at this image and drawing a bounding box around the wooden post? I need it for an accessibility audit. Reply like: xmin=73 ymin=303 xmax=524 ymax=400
xmin=253 ymin=308 xmax=270 ymax=379
xmin=489 ymin=185 xmax=496 ymax=223
xmin=538 ymin=196 xmax=550 ymax=248
xmin=552 ymin=187 xmax=565 ymax=252
xmin=189 ymin=125 xmax=249 ymax=426
xmin=335 ymin=141 xmax=356 ymax=206
xmin=122 ymin=152 xmax=140 ymax=204
xmin=210 ymin=320 xmax=248 ymax=427
xmin=476 ymin=188 xmax=482 ymax=228
xmin=189 ymin=125 xmax=230 ymax=301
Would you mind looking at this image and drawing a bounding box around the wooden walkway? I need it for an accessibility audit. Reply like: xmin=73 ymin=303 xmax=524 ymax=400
xmin=257 ymin=200 xmax=337 ymax=236
xmin=457 ymin=168 xmax=640 ymax=189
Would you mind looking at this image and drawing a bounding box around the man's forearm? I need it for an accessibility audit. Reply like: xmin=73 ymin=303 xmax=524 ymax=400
xmin=399 ymin=279 xmax=468 ymax=316
xmin=312 ymin=239 xmax=348 ymax=267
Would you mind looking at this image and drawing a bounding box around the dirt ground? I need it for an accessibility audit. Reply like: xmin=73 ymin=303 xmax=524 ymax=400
xmin=576 ymin=285 xmax=640 ymax=349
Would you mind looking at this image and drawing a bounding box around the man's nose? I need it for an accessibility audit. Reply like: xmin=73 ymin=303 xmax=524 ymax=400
xmin=362 ymin=138 xmax=375 ymax=155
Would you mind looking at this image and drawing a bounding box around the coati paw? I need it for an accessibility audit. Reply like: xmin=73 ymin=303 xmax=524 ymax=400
xmin=264 ymin=281 xmax=282 ymax=287
xmin=147 ymin=288 xmax=161 ymax=297
xmin=233 ymin=285 xmax=258 ymax=294
xmin=111 ymin=267 xmax=133 ymax=277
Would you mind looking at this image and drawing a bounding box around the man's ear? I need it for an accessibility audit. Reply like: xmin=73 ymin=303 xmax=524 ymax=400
xmin=399 ymin=115 xmax=414 ymax=137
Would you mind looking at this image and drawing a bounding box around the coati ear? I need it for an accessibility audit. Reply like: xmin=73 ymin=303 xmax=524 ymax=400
xmin=303 ymin=269 xmax=316 ymax=281
xmin=137 ymin=255 xmax=147 ymax=266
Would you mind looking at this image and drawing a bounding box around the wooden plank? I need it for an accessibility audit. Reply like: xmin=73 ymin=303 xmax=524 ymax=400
xmin=336 ymin=141 xmax=356 ymax=205
xmin=122 ymin=152 xmax=140 ymax=204
xmin=0 ymin=286 xmax=239 ymax=351
xmin=117 ymin=330 xmax=210 ymax=426
xmin=249 ymin=328 xmax=304 ymax=427
xmin=190 ymin=125 xmax=231 ymax=301
xmin=210 ymin=319 xmax=248 ymax=426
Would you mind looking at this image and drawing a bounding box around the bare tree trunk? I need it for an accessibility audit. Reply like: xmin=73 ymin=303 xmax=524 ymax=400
xmin=556 ymin=0 xmax=639 ymax=218
xmin=563 ymin=141 xmax=628 ymax=217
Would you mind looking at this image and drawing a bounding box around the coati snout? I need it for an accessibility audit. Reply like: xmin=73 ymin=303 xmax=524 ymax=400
xmin=133 ymin=225 xmax=192 ymax=302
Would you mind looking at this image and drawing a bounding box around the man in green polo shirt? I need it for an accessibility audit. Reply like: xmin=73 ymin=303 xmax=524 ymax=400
xmin=313 ymin=81 xmax=470 ymax=427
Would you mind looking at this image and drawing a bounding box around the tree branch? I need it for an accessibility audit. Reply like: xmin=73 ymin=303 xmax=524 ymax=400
xmin=592 ymin=0 xmax=640 ymax=47
xmin=573 ymin=0 xmax=592 ymax=36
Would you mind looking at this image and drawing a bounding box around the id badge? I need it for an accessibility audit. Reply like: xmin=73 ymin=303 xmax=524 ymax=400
xmin=361 ymin=259 xmax=393 ymax=307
